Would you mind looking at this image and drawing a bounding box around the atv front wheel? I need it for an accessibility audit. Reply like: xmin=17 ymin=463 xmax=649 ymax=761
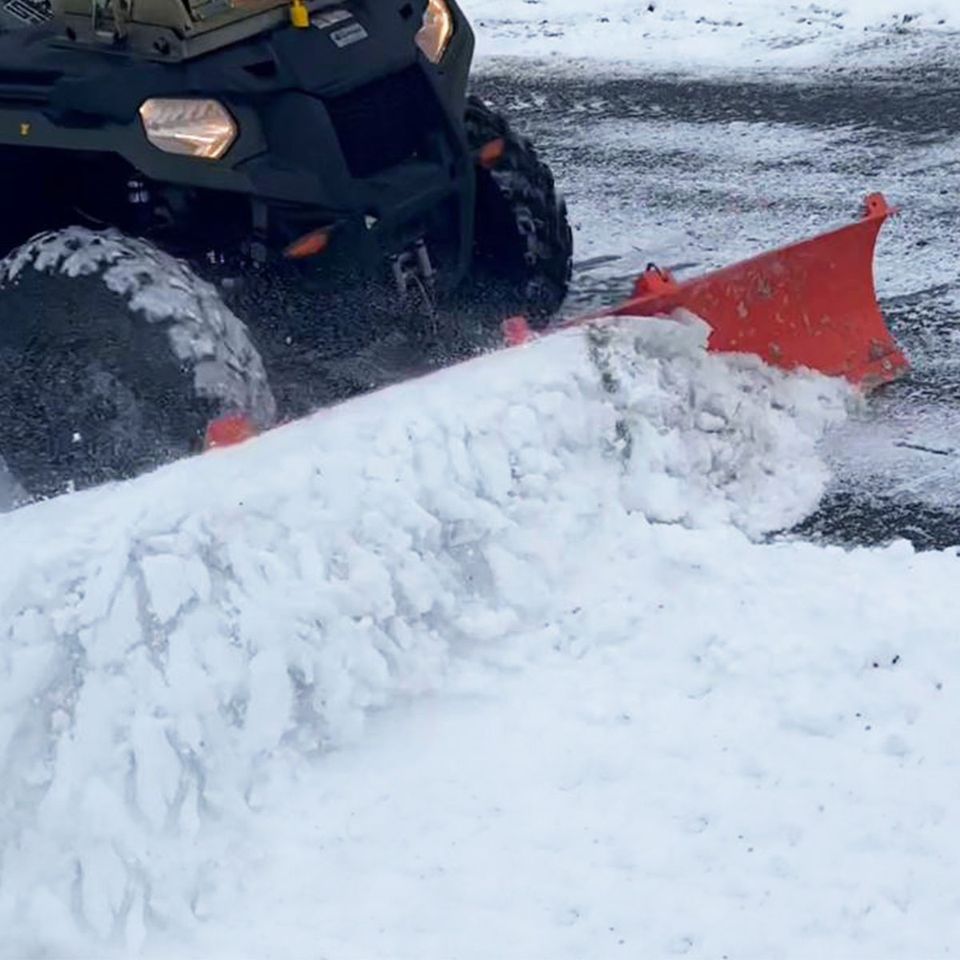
xmin=0 ymin=229 xmax=276 ymax=507
xmin=465 ymin=96 xmax=573 ymax=327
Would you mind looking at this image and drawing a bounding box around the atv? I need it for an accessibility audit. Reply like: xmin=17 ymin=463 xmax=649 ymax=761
xmin=0 ymin=0 xmax=573 ymax=505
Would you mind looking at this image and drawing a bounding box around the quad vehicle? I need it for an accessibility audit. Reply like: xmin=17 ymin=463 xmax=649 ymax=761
xmin=0 ymin=0 xmax=573 ymax=503
xmin=0 ymin=0 xmax=910 ymax=512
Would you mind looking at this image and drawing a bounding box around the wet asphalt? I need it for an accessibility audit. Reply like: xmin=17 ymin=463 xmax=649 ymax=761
xmin=473 ymin=65 xmax=960 ymax=551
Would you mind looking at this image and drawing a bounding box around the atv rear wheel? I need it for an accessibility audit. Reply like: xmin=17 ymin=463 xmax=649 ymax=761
xmin=465 ymin=96 xmax=573 ymax=328
xmin=0 ymin=229 xmax=276 ymax=507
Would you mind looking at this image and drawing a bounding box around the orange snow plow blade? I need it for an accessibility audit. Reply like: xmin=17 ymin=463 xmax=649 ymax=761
xmin=589 ymin=193 xmax=908 ymax=389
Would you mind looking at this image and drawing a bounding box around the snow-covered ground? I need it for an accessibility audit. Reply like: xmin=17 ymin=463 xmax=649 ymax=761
xmin=4 ymin=4 xmax=960 ymax=959
xmin=190 ymin=559 xmax=960 ymax=960
xmin=4 ymin=311 xmax=960 ymax=958
xmin=474 ymin=0 xmax=960 ymax=70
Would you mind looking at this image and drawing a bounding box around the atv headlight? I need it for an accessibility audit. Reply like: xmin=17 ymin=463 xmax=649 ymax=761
xmin=139 ymin=98 xmax=238 ymax=161
xmin=415 ymin=0 xmax=454 ymax=63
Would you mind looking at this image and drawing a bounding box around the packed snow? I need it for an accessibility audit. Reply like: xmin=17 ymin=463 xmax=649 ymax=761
xmin=4 ymin=2 xmax=960 ymax=958
xmin=473 ymin=0 xmax=960 ymax=69
xmin=3 ymin=303 xmax=960 ymax=957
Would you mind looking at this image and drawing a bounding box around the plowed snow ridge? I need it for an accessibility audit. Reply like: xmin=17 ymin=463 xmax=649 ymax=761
xmin=1 ymin=312 xmax=857 ymax=953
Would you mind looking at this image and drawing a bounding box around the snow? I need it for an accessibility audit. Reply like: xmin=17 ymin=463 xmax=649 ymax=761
xmin=472 ymin=0 xmax=960 ymax=70
xmin=189 ymin=552 xmax=960 ymax=959
xmin=2 ymin=3 xmax=960 ymax=956
xmin=2 ymin=303 xmax=960 ymax=958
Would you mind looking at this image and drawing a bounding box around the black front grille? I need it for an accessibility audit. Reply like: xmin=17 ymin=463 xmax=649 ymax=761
xmin=0 ymin=67 xmax=59 ymax=104
xmin=325 ymin=67 xmax=440 ymax=178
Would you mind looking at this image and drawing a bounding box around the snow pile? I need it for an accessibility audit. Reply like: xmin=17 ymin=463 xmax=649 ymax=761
xmin=0 ymin=316 xmax=847 ymax=955
xmin=472 ymin=0 xmax=959 ymax=68
xmin=192 ymin=528 xmax=960 ymax=960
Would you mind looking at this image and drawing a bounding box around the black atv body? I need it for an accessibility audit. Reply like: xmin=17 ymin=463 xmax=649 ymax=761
xmin=0 ymin=0 xmax=573 ymax=507
xmin=0 ymin=0 xmax=476 ymax=280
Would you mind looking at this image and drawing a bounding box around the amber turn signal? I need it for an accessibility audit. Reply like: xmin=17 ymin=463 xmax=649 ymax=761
xmin=284 ymin=227 xmax=332 ymax=260
xmin=477 ymin=137 xmax=505 ymax=169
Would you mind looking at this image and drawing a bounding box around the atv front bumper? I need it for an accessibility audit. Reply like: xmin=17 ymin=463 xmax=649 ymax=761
xmin=0 ymin=0 xmax=477 ymax=280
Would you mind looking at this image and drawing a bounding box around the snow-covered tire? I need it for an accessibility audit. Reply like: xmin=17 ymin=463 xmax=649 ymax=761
xmin=465 ymin=95 xmax=573 ymax=327
xmin=0 ymin=228 xmax=276 ymax=506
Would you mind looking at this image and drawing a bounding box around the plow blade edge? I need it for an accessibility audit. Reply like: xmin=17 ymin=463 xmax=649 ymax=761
xmin=588 ymin=193 xmax=908 ymax=389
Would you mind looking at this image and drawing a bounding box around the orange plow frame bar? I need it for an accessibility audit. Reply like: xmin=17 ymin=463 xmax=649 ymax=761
xmin=567 ymin=193 xmax=909 ymax=390
xmin=207 ymin=195 xmax=910 ymax=453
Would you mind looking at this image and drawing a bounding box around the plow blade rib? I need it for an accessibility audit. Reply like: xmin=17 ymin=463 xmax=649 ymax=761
xmin=599 ymin=194 xmax=908 ymax=389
